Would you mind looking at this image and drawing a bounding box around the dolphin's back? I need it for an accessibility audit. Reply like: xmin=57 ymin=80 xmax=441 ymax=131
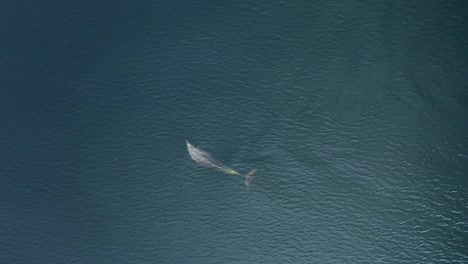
xmin=187 ymin=143 xmax=224 ymax=169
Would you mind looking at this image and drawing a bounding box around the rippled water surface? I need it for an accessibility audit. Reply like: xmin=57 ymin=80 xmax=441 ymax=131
xmin=1 ymin=1 xmax=467 ymax=263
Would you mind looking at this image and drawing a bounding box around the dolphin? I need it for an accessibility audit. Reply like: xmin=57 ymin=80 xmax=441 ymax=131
xmin=186 ymin=140 xmax=256 ymax=189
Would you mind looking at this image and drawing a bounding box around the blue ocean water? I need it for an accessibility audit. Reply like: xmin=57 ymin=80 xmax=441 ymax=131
xmin=1 ymin=1 xmax=467 ymax=263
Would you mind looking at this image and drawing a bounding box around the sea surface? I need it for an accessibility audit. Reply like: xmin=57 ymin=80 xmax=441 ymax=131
xmin=1 ymin=1 xmax=467 ymax=263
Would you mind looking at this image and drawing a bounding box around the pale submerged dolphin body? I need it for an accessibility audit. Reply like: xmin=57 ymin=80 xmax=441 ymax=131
xmin=186 ymin=140 xmax=256 ymax=189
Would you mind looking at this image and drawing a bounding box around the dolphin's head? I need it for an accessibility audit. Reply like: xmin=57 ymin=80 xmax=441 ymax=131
xmin=186 ymin=140 xmax=194 ymax=150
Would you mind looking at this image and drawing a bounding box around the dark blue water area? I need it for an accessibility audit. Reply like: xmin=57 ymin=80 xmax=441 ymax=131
xmin=1 ymin=0 xmax=467 ymax=263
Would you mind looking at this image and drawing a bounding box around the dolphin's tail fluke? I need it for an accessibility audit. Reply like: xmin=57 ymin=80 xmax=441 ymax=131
xmin=244 ymin=169 xmax=257 ymax=190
